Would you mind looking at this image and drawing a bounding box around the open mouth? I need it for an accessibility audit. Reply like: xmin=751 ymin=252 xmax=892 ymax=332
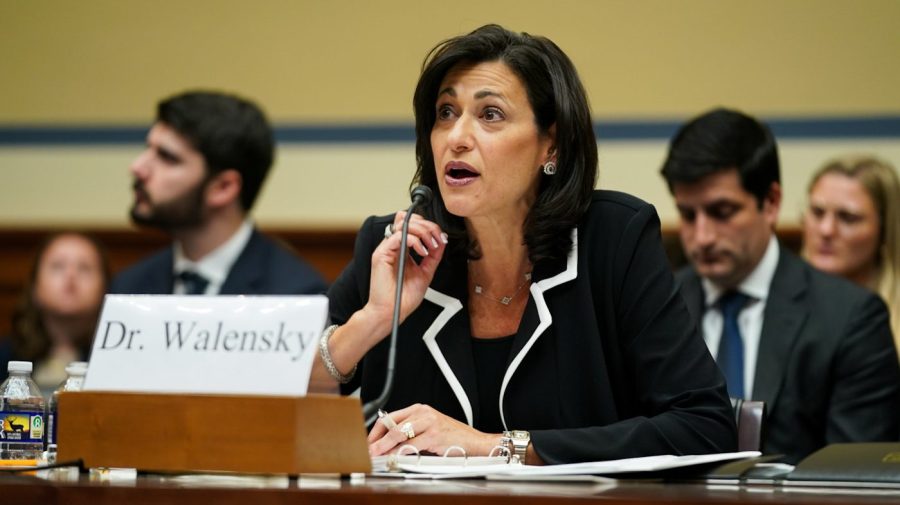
xmin=448 ymin=167 xmax=478 ymax=179
xmin=444 ymin=162 xmax=479 ymax=186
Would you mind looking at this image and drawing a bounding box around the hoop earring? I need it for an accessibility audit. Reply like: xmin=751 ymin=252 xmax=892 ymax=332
xmin=542 ymin=161 xmax=557 ymax=175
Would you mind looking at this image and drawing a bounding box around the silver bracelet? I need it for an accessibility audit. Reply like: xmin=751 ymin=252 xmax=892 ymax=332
xmin=319 ymin=324 xmax=357 ymax=383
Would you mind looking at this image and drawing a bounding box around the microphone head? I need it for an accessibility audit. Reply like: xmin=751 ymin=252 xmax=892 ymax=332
xmin=410 ymin=185 xmax=433 ymax=207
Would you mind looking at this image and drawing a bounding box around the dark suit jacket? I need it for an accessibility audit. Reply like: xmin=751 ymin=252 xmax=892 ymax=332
xmin=109 ymin=228 xmax=328 ymax=295
xmin=330 ymin=190 xmax=736 ymax=464
xmin=676 ymin=246 xmax=900 ymax=464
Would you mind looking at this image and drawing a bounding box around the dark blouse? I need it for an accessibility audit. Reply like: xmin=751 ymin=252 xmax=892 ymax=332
xmin=471 ymin=334 xmax=515 ymax=433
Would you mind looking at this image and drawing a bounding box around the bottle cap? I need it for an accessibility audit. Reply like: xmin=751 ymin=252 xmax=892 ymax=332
xmin=65 ymin=361 xmax=89 ymax=376
xmin=8 ymin=361 xmax=33 ymax=373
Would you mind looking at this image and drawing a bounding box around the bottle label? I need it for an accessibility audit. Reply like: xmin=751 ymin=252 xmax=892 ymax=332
xmin=48 ymin=412 xmax=56 ymax=446
xmin=0 ymin=411 xmax=44 ymax=443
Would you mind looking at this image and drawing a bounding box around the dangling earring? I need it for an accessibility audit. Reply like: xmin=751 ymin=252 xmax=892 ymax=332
xmin=542 ymin=161 xmax=557 ymax=175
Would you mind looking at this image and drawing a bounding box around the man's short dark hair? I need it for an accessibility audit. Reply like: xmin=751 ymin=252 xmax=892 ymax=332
xmin=660 ymin=107 xmax=780 ymax=206
xmin=157 ymin=91 xmax=274 ymax=212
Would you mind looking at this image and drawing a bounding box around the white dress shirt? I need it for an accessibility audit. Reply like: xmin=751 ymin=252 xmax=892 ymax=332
xmin=172 ymin=220 xmax=254 ymax=295
xmin=700 ymin=235 xmax=779 ymax=399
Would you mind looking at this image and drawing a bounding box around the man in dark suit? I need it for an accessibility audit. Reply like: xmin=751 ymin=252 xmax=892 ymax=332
xmin=109 ymin=91 xmax=326 ymax=296
xmin=660 ymin=107 xmax=900 ymax=464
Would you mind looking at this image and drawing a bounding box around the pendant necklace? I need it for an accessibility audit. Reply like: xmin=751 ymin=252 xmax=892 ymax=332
xmin=471 ymin=269 xmax=533 ymax=306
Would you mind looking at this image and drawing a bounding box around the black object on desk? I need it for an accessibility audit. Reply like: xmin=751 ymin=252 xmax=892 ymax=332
xmin=786 ymin=443 xmax=900 ymax=488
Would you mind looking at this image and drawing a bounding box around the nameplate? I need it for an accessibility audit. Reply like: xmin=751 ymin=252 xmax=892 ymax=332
xmin=83 ymin=295 xmax=328 ymax=396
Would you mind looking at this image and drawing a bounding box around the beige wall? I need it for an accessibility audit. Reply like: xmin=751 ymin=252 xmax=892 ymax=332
xmin=1 ymin=0 xmax=899 ymax=228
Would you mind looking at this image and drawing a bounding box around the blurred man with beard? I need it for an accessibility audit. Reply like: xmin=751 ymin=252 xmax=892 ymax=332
xmin=109 ymin=91 xmax=326 ymax=296
xmin=660 ymin=107 xmax=899 ymax=464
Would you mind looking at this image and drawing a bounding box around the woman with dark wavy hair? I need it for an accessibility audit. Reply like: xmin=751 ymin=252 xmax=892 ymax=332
xmin=1 ymin=232 xmax=109 ymax=392
xmin=311 ymin=25 xmax=735 ymax=464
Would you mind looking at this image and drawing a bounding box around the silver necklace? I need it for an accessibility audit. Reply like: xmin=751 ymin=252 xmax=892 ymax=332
xmin=472 ymin=271 xmax=533 ymax=306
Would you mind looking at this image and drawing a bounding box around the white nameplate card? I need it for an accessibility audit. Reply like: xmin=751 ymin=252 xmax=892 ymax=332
xmin=83 ymin=295 xmax=328 ymax=396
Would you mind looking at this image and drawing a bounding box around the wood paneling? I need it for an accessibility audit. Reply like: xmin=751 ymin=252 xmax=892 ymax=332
xmin=0 ymin=227 xmax=802 ymax=337
xmin=0 ymin=228 xmax=356 ymax=337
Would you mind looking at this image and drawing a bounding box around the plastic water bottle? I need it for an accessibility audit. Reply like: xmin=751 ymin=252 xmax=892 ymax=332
xmin=46 ymin=361 xmax=88 ymax=464
xmin=0 ymin=361 xmax=46 ymax=465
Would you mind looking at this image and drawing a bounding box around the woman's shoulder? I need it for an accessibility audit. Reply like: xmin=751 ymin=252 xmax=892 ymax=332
xmin=353 ymin=214 xmax=396 ymax=245
xmin=583 ymin=190 xmax=658 ymax=223
xmin=576 ymin=190 xmax=663 ymax=256
xmin=360 ymin=214 xmax=396 ymax=231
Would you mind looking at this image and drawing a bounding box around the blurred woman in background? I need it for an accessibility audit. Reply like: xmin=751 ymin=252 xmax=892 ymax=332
xmin=0 ymin=232 xmax=110 ymax=392
xmin=802 ymin=155 xmax=900 ymax=357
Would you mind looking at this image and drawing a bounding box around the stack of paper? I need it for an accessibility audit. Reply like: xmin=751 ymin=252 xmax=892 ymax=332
xmin=370 ymin=451 xmax=760 ymax=480
xmin=371 ymin=454 xmax=510 ymax=478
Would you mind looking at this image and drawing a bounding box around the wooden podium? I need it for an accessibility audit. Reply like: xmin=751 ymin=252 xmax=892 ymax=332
xmin=57 ymin=392 xmax=371 ymax=475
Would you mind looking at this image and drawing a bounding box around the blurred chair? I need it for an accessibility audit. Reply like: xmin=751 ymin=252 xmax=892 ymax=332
xmin=731 ymin=398 xmax=766 ymax=451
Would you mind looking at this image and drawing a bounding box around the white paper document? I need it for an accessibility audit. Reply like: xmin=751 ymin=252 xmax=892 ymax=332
xmin=490 ymin=451 xmax=761 ymax=477
xmin=371 ymin=455 xmax=510 ymax=479
xmin=371 ymin=451 xmax=760 ymax=480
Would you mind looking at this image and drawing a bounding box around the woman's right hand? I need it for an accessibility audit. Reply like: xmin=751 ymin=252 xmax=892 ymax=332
xmin=365 ymin=211 xmax=448 ymax=334
xmin=309 ymin=212 xmax=448 ymax=391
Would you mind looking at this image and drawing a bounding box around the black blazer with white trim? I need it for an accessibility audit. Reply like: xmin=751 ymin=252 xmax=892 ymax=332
xmin=330 ymin=190 xmax=737 ymax=464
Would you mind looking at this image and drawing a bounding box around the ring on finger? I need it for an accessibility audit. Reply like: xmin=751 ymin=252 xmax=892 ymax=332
xmin=399 ymin=421 xmax=415 ymax=440
xmin=383 ymin=223 xmax=394 ymax=239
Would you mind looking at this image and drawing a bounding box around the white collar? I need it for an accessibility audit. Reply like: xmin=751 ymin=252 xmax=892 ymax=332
xmin=173 ymin=220 xmax=254 ymax=286
xmin=420 ymin=228 xmax=578 ymax=428
xmin=703 ymin=234 xmax=779 ymax=306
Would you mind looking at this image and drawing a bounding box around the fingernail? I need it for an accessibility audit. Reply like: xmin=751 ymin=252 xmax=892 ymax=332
xmin=431 ymin=237 xmax=439 ymax=248
xmin=422 ymin=247 xmax=429 ymax=256
xmin=441 ymin=233 xmax=449 ymax=244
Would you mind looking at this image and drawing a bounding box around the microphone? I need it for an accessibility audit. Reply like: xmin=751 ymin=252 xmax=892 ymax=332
xmin=410 ymin=185 xmax=433 ymax=207
xmin=361 ymin=185 xmax=433 ymax=425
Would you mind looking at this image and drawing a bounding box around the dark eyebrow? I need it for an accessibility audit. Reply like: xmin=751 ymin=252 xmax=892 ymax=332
xmin=437 ymin=87 xmax=504 ymax=101
xmin=704 ymin=198 xmax=741 ymax=210
xmin=156 ymin=146 xmax=182 ymax=164
xmin=474 ymin=90 xmax=503 ymax=100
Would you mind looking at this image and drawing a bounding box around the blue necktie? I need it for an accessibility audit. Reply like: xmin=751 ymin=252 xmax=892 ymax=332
xmin=717 ymin=291 xmax=749 ymax=399
xmin=177 ymin=270 xmax=209 ymax=295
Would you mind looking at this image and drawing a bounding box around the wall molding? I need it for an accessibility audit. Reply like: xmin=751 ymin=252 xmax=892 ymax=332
xmin=2 ymin=116 xmax=899 ymax=145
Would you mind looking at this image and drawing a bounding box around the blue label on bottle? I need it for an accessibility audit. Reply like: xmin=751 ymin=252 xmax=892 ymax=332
xmin=0 ymin=411 xmax=44 ymax=443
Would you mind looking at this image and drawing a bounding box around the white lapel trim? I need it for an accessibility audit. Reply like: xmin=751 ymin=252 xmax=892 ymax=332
xmin=498 ymin=228 xmax=578 ymax=430
xmin=421 ymin=287 xmax=472 ymax=425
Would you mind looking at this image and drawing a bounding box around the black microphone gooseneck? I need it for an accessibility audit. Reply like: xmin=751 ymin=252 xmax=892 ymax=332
xmin=361 ymin=185 xmax=434 ymax=425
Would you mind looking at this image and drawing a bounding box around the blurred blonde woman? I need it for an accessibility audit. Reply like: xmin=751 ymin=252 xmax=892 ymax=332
xmin=802 ymin=156 xmax=900 ymax=356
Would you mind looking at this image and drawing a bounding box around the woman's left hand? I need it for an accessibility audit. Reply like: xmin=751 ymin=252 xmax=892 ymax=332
xmin=368 ymin=404 xmax=499 ymax=457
